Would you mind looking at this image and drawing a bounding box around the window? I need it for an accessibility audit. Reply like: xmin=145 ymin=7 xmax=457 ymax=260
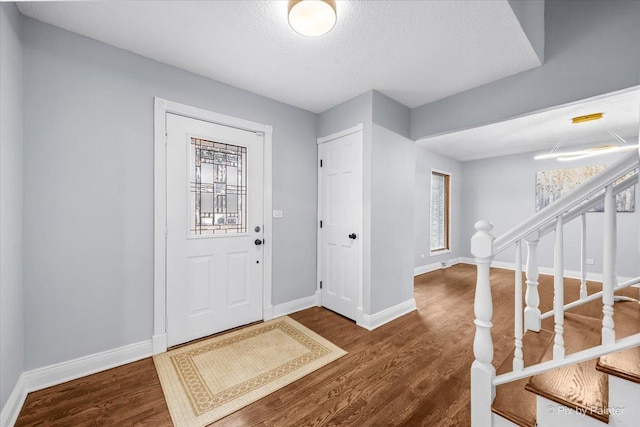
xmin=430 ymin=171 xmax=450 ymax=253
xmin=190 ymin=137 xmax=247 ymax=236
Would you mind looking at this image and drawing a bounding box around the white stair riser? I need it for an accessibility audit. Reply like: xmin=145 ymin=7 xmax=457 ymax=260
xmin=608 ymin=375 xmax=640 ymax=427
xmin=536 ymin=396 xmax=606 ymax=427
xmin=492 ymin=413 xmax=519 ymax=427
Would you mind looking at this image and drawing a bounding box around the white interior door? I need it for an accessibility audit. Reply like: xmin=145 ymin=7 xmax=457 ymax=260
xmin=318 ymin=128 xmax=363 ymax=321
xmin=166 ymin=113 xmax=264 ymax=347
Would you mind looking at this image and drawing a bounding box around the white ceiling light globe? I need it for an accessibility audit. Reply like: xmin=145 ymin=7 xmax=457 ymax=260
xmin=288 ymin=0 xmax=337 ymax=37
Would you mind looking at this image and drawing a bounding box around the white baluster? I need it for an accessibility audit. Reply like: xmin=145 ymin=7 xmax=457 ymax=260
xmin=524 ymin=231 xmax=541 ymax=332
xmin=580 ymin=213 xmax=588 ymax=299
xmin=513 ymin=239 xmax=524 ymax=372
xmin=470 ymin=220 xmax=495 ymax=427
xmin=602 ymin=185 xmax=616 ymax=345
xmin=554 ymin=216 xmax=565 ymax=360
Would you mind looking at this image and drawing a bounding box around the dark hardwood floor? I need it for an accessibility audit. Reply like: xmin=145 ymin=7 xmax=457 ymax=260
xmin=15 ymin=264 xmax=586 ymax=426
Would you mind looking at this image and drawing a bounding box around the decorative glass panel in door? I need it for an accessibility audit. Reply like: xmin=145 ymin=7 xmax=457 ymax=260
xmin=189 ymin=137 xmax=247 ymax=235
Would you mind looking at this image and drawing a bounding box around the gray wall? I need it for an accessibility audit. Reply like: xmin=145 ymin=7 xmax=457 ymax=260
xmin=507 ymin=0 xmax=545 ymax=63
xmin=411 ymin=0 xmax=640 ymax=139
xmin=371 ymin=93 xmax=415 ymax=312
xmin=317 ymin=91 xmax=372 ymax=138
xmin=0 ymin=2 xmax=24 ymax=409
xmin=370 ymin=124 xmax=415 ymax=312
xmin=372 ymin=91 xmax=411 ymax=139
xmin=460 ymin=145 xmax=640 ymax=279
xmin=21 ymin=17 xmax=317 ymax=370
xmin=414 ymin=148 xmax=462 ymax=269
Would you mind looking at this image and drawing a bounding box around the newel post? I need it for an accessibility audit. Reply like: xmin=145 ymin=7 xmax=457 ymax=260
xmin=470 ymin=220 xmax=496 ymax=427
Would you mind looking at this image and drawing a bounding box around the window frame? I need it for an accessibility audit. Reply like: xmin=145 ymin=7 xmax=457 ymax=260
xmin=429 ymin=169 xmax=451 ymax=255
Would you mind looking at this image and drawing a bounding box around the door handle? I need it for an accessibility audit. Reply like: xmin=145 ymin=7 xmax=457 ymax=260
xmin=348 ymin=233 xmax=357 ymax=240
xmin=255 ymin=239 xmax=263 ymax=246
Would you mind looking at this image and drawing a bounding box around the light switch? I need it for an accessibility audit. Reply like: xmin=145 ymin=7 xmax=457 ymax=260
xmin=273 ymin=210 xmax=284 ymax=218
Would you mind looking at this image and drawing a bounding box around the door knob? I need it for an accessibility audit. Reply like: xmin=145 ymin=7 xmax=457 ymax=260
xmin=255 ymin=239 xmax=263 ymax=246
xmin=348 ymin=233 xmax=357 ymax=240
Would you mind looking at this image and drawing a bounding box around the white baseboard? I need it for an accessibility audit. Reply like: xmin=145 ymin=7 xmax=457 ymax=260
xmin=356 ymin=306 xmax=364 ymax=325
xmin=315 ymin=290 xmax=322 ymax=306
xmin=263 ymin=304 xmax=274 ymax=321
xmin=24 ymin=340 xmax=152 ymax=394
xmin=272 ymin=295 xmax=317 ymax=318
xmin=414 ymin=257 xmax=462 ymax=276
xmin=152 ymin=333 xmax=167 ymax=355
xmin=358 ymin=298 xmax=417 ymax=331
xmin=458 ymin=257 xmax=633 ymax=284
xmin=0 ymin=373 xmax=26 ymax=427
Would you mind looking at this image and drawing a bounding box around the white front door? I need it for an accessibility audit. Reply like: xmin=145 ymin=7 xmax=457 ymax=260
xmin=318 ymin=127 xmax=363 ymax=321
xmin=166 ymin=113 xmax=264 ymax=347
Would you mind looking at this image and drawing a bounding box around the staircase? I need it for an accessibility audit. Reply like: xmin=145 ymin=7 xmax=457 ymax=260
xmin=470 ymin=151 xmax=640 ymax=426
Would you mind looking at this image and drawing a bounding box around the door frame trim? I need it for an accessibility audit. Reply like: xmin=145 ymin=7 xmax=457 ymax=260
xmin=316 ymin=123 xmax=364 ymax=325
xmin=152 ymin=97 xmax=273 ymax=354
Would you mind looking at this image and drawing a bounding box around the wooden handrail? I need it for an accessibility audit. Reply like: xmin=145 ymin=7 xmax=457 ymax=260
xmin=493 ymin=152 xmax=638 ymax=255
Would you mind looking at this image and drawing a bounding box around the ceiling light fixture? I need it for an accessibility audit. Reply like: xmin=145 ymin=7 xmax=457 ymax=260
xmin=571 ymin=112 xmax=604 ymax=124
xmin=534 ymin=130 xmax=638 ymax=161
xmin=535 ymin=144 xmax=638 ymax=161
xmin=288 ymin=0 xmax=337 ymax=37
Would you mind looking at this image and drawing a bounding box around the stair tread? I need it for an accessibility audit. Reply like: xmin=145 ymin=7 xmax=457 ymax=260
xmin=597 ymin=347 xmax=640 ymax=384
xmin=491 ymin=329 xmax=554 ymax=427
xmin=597 ymin=298 xmax=640 ymax=384
xmin=525 ymin=313 xmax=609 ymax=423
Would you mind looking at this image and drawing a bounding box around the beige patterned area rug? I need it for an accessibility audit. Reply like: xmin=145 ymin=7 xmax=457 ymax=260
xmin=153 ymin=316 xmax=347 ymax=426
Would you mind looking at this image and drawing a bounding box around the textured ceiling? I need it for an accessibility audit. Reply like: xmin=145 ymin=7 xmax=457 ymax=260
xmin=417 ymin=89 xmax=640 ymax=162
xmin=17 ymin=0 xmax=542 ymax=113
